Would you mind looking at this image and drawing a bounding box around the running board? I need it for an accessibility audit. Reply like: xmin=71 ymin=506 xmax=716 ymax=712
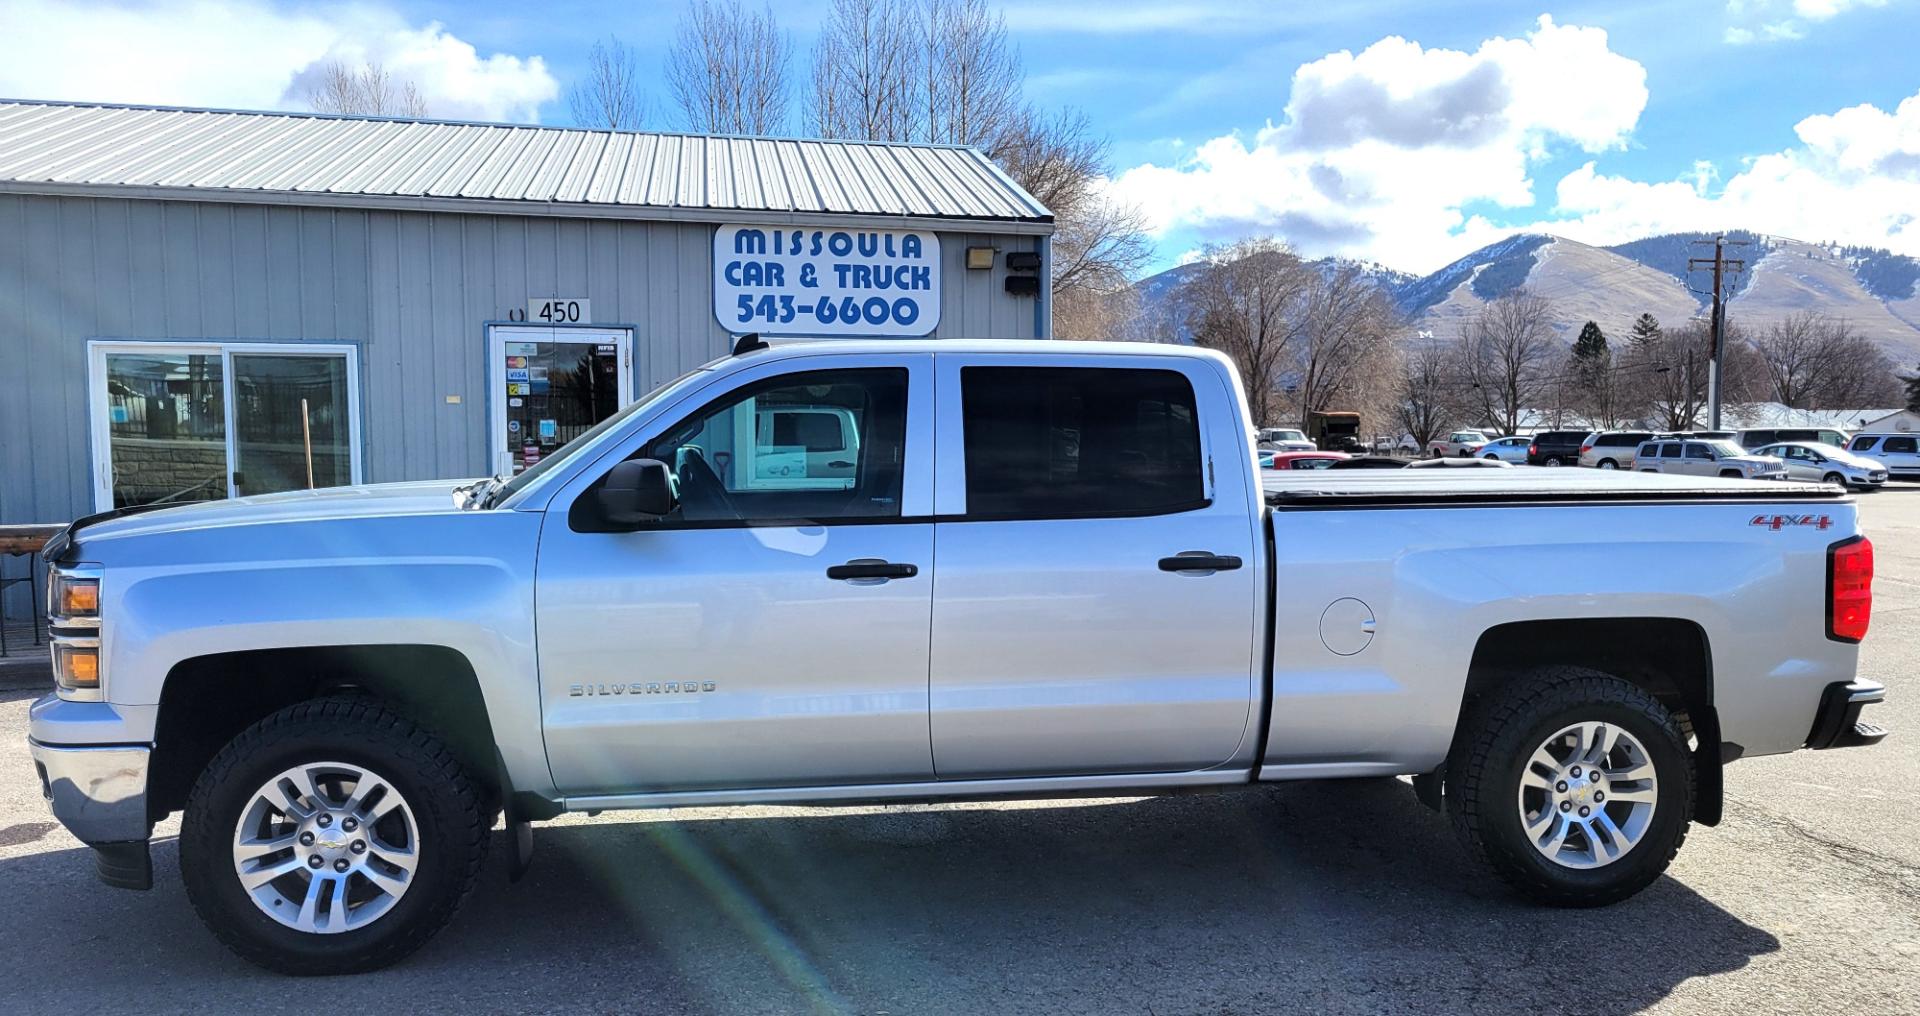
xmin=562 ymin=769 xmax=1252 ymax=812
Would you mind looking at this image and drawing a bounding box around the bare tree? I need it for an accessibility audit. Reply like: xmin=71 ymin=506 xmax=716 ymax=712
xmin=667 ymin=2 xmax=792 ymax=134
xmin=1453 ymin=290 xmax=1559 ymax=435
xmin=1181 ymin=238 xmax=1311 ymax=428
xmin=808 ymin=0 xmax=918 ymax=141
xmin=804 ymin=0 xmax=1152 ymax=310
xmin=569 ymin=37 xmax=646 ymax=130
xmin=1394 ymin=342 xmax=1453 ymax=452
xmin=1623 ymin=319 xmax=1711 ymax=430
xmin=305 ymin=61 xmax=429 ymax=118
xmin=1289 ymin=264 xmax=1399 ymax=429
xmin=1753 ymin=312 xmax=1902 ymax=409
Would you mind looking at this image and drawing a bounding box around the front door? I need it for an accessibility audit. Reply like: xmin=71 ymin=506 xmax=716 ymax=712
xmin=927 ymin=356 xmax=1259 ymax=780
xmin=90 ymin=342 xmax=361 ymax=509
xmin=487 ymin=325 xmax=632 ymax=478
xmin=535 ymin=355 xmax=937 ymax=796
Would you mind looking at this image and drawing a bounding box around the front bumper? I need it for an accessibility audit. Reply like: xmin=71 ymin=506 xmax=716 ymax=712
xmin=1805 ymin=679 xmax=1889 ymax=750
xmin=28 ymin=738 xmax=154 ymax=889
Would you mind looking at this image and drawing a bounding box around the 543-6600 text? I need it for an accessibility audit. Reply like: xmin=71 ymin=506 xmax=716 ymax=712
xmin=736 ymin=294 xmax=923 ymax=329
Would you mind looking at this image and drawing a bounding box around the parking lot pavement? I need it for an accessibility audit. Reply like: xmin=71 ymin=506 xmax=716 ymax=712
xmin=3 ymin=497 xmax=1918 ymax=1015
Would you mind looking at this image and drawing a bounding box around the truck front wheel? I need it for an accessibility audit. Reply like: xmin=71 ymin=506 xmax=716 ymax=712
xmin=179 ymin=697 xmax=490 ymax=975
xmin=1446 ymin=667 xmax=1692 ymax=907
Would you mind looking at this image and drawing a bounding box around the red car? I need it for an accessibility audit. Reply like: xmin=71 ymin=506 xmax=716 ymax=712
xmin=1263 ymin=451 xmax=1351 ymax=470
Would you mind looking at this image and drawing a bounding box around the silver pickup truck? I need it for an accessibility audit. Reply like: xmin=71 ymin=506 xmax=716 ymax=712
xmin=29 ymin=339 xmax=1888 ymax=975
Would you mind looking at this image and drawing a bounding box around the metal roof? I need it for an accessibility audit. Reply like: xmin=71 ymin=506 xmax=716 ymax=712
xmin=0 ymin=100 xmax=1052 ymax=232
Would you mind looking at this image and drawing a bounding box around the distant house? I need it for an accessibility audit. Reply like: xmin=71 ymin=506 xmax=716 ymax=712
xmin=1721 ymin=403 xmax=1901 ymax=432
xmin=1859 ymin=409 xmax=1920 ymax=433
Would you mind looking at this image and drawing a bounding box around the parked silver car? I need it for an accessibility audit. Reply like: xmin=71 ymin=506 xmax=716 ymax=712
xmin=1754 ymin=442 xmax=1887 ymax=490
xmin=1634 ymin=439 xmax=1787 ymax=480
xmin=1476 ymin=435 xmax=1532 ymax=463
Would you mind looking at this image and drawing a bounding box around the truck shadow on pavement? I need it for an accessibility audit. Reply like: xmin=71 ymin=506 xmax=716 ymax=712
xmin=0 ymin=778 xmax=1776 ymax=1015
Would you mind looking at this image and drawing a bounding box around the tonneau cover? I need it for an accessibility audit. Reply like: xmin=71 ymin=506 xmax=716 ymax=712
xmin=1263 ymin=467 xmax=1846 ymax=507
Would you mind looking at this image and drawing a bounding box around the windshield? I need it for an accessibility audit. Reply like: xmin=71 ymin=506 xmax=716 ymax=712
xmin=489 ymin=367 xmax=711 ymax=505
xmin=1272 ymin=430 xmax=1306 ymax=441
xmin=1707 ymin=440 xmax=1749 ymax=459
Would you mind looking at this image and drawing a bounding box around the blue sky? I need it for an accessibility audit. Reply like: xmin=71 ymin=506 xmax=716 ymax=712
xmin=4 ymin=0 xmax=1917 ymax=275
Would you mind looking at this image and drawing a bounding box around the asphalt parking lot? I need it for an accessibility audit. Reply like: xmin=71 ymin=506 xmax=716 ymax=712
xmin=2 ymin=494 xmax=1916 ymax=1015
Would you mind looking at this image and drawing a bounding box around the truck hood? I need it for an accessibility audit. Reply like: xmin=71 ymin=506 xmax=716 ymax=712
xmin=68 ymin=479 xmax=481 ymax=545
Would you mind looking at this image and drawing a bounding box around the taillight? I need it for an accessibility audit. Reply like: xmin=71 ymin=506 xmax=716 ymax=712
xmin=1580 ymin=444 xmax=1593 ymax=455
xmin=1828 ymin=536 xmax=1873 ymax=643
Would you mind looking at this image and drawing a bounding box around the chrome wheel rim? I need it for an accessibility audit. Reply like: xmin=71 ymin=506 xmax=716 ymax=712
xmin=231 ymin=761 xmax=420 ymax=934
xmin=1516 ymin=722 xmax=1658 ymax=870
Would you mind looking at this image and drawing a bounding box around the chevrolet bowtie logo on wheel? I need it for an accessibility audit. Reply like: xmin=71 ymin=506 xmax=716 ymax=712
xmin=1750 ymin=514 xmax=1835 ymax=531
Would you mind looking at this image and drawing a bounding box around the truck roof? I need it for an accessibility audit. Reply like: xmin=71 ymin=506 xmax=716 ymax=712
xmin=726 ymin=338 xmax=1217 ymax=360
xmin=1263 ymin=467 xmax=1845 ymax=507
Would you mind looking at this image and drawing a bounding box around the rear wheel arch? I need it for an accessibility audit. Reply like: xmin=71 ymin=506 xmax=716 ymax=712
xmin=151 ymin=645 xmax=504 ymax=822
xmin=1451 ymin=618 xmax=1722 ymax=826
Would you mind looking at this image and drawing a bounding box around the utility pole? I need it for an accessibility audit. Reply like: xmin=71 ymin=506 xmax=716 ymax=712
xmin=1689 ymin=235 xmax=1748 ymax=429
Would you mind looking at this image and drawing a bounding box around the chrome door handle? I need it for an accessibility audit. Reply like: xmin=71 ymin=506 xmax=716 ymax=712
xmin=1158 ymin=553 xmax=1243 ymax=573
xmin=827 ymin=559 xmax=918 ymax=581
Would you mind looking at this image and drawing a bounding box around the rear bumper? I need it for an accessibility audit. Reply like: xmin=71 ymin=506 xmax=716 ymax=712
xmin=1805 ymin=679 xmax=1889 ymax=750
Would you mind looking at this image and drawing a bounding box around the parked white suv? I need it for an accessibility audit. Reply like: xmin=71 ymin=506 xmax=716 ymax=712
xmin=1579 ymin=431 xmax=1658 ymax=470
xmin=1753 ymin=442 xmax=1886 ymax=490
xmin=1635 ymin=439 xmax=1787 ymax=480
xmin=1847 ymin=434 xmax=1920 ymax=480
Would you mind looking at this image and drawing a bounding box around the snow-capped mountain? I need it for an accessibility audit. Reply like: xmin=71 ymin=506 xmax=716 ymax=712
xmin=1131 ymin=232 xmax=1920 ymax=361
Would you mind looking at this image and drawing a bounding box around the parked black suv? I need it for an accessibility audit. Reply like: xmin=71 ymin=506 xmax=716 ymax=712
xmin=1526 ymin=430 xmax=1588 ymax=467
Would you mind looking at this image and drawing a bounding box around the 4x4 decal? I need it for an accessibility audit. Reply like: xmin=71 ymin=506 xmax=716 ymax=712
xmin=1750 ymin=514 xmax=1835 ymax=531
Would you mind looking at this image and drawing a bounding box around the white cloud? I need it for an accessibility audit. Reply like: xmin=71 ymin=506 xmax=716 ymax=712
xmin=1108 ymin=15 xmax=1647 ymax=272
xmin=0 ymin=0 xmax=560 ymax=122
xmin=1544 ymin=89 xmax=1920 ymax=255
xmin=1723 ymin=0 xmax=1892 ymax=44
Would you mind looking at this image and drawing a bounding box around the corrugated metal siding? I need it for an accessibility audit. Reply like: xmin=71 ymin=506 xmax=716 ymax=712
xmin=0 ymin=192 xmax=1042 ymax=526
xmin=0 ymin=101 xmax=1050 ymax=225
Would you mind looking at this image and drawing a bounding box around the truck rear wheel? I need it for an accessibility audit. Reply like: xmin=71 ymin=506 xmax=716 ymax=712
xmin=180 ymin=697 xmax=490 ymax=975
xmin=1446 ymin=667 xmax=1692 ymax=907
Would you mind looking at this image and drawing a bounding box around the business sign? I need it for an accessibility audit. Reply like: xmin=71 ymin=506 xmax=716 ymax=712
xmin=714 ymin=225 xmax=940 ymax=337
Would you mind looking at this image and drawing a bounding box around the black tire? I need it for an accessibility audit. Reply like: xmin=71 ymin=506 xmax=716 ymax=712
xmin=1720 ymin=469 xmax=1741 ymax=479
xmin=1598 ymin=459 xmax=1617 ymax=470
xmin=1544 ymin=456 xmax=1562 ymax=467
xmin=1823 ymin=472 xmax=1845 ymax=487
xmin=1446 ymin=667 xmax=1693 ymax=907
xmin=1484 ymin=453 xmax=1499 ymax=460
xmin=180 ymin=697 xmax=490 ymax=975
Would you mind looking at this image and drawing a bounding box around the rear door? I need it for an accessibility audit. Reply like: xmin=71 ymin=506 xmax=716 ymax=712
xmin=927 ymin=354 xmax=1260 ymax=779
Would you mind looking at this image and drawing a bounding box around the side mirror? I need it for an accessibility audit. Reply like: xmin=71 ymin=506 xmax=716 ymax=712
xmin=594 ymin=459 xmax=675 ymax=527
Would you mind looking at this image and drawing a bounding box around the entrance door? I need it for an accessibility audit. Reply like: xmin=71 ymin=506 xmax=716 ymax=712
xmin=487 ymin=326 xmax=633 ymax=478
xmin=89 ymin=342 xmax=362 ymax=509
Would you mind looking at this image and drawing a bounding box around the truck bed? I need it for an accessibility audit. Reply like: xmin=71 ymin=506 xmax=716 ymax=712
xmin=1262 ymin=468 xmax=1847 ymax=507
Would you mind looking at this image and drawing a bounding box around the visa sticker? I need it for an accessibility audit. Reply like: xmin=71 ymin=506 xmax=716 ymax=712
xmin=507 ymin=368 xmax=529 ymax=381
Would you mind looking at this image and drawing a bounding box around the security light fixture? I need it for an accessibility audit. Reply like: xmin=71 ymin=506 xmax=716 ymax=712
xmin=966 ymin=246 xmax=996 ymax=270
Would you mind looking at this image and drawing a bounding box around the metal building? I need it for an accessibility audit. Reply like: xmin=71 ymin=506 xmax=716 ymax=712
xmin=0 ymin=99 xmax=1053 ymax=527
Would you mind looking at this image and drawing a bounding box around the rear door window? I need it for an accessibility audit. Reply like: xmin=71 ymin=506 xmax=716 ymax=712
xmin=1885 ymin=437 xmax=1918 ymax=454
xmin=1660 ymin=443 xmax=1682 ymax=458
xmin=961 ymin=366 xmax=1203 ymax=518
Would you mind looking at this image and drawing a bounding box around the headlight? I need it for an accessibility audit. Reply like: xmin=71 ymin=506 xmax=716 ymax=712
xmin=49 ymin=565 xmax=101 ymax=624
xmin=51 ymin=639 xmax=101 ymax=697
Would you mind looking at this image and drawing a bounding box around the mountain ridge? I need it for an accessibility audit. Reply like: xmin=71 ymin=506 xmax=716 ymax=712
xmin=1133 ymin=232 xmax=1920 ymax=362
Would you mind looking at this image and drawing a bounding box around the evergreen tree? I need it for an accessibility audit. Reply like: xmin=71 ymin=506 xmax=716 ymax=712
xmin=1628 ymin=312 xmax=1661 ymax=350
xmin=1572 ymin=320 xmax=1608 ymax=361
xmin=1905 ymin=365 xmax=1920 ymax=413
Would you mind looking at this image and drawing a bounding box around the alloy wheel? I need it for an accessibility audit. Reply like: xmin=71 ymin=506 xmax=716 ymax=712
xmin=231 ymin=761 xmax=420 ymax=934
xmin=1515 ymin=722 xmax=1658 ymax=870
